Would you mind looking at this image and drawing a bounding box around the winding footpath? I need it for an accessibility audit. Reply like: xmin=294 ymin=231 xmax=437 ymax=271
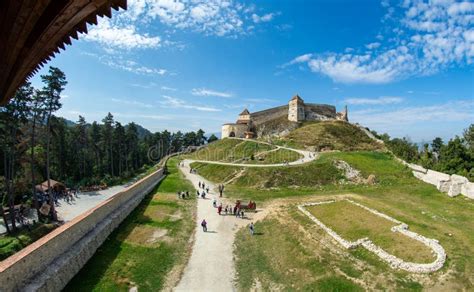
xmin=175 ymin=140 xmax=315 ymax=291
xmin=174 ymin=160 xmax=248 ymax=292
xmin=190 ymin=138 xmax=317 ymax=168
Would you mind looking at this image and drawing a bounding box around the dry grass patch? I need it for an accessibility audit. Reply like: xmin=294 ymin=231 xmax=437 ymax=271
xmin=306 ymin=200 xmax=435 ymax=263
xmin=119 ymin=225 xmax=168 ymax=246
xmin=143 ymin=204 xmax=176 ymax=221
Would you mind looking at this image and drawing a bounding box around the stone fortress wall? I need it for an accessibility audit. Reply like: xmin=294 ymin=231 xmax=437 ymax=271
xmin=304 ymin=103 xmax=337 ymax=120
xmin=0 ymin=167 xmax=166 ymax=291
xmin=249 ymin=105 xmax=289 ymax=125
xmin=222 ymin=95 xmax=347 ymax=138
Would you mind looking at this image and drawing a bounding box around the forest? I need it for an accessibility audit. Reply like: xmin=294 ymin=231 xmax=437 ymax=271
xmin=0 ymin=67 xmax=212 ymax=232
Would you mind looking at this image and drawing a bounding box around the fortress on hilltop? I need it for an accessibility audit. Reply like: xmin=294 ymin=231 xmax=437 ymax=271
xmin=222 ymin=94 xmax=348 ymax=138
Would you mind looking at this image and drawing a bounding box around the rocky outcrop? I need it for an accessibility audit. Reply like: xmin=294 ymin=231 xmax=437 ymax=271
xmin=298 ymin=199 xmax=446 ymax=273
xmin=333 ymin=160 xmax=376 ymax=185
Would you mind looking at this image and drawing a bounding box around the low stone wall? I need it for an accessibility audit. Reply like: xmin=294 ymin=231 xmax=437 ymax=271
xmin=298 ymin=199 xmax=446 ymax=273
xmin=398 ymin=159 xmax=474 ymax=199
xmin=0 ymin=168 xmax=165 ymax=292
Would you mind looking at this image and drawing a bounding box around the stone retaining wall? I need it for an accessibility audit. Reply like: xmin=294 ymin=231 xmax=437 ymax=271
xmin=397 ymin=158 xmax=474 ymax=199
xmin=298 ymin=199 xmax=446 ymax=273
xmin=0 ymin=167 xmax=165 ymax=292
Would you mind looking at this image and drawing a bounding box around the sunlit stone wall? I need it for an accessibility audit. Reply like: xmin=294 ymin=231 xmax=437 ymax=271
xmin=0 ymin=168 xmax=165 ymax=291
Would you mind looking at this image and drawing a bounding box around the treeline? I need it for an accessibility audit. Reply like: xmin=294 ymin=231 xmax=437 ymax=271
xmin=0 ymin=67 xmax=214 ymax=211
xmin=372 ymin=124 xmax=474 ymax=181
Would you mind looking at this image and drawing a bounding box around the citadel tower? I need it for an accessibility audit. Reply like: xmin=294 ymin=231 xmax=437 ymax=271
xmin=288 ymin=94 xmax=305 ymax=122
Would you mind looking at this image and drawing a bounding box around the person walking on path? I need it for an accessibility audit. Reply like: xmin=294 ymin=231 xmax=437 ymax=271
xmin=198 ymin=181 xmax=201 ymax=188
xmin=217 ymin=204 xmax=222 ymax=215
xmin=218 ymin=184 xmax=225 ymax=197
xmin=201 ymin=219 xmax=207 ymax=232
xmin=249 ymin=222 xmax=254 ymax=235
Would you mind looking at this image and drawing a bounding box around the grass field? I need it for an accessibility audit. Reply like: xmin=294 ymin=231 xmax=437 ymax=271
xmin=193 ymin=151 xmax=474 ymax=290
xmin=65 ymin=157 xmax=196 ymax=291
xmin=306 ymin=200 xmax=435 ymax=263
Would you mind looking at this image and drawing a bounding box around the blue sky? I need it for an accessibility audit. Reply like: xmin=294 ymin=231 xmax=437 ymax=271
xmin=30 ymin=0 xmax=473 ymax=142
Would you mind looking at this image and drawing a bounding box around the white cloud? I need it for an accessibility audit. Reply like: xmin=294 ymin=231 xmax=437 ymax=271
xmin=285 ymin=0 xmax=474 ymax=83
xmin=344 ymin=96 xmax=404 ymax=105
xmin=161 ymin=86 xmax=177 ymax=91
xmin=103 ymin=58 xmax=167 ymax=75
xmin=252 ymin=13 xmax=275 ymax=23
xmin=191 ymin=88 xmax=233 ymax=98
xmin=122 ymin=0 xmax=275 ymax=38
xmin=84 ymin=20 xmax=161 ymax=49
xmin=160 ymin=95 xmax=221 ymax=112
xmin=130 ymin=82 xmax=157 ymax=89
xmin=111 ymin=98 xmax=154 ymax=108
xmin=281 ymin=53 xmax=313 ymax=68
xmin=365 ymin=42 xmax=381 ymax=49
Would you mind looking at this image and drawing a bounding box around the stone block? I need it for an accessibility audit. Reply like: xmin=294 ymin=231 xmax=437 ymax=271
xmin=437 ymin=180 xmax=451 ymax=193
xmin=451 ymin=174 xmax=469 ymax=184
xmin=447 ymin=183 xmax=461 ymax=197
xmin=408 ymin=163 xmax=428 ymax=174
xmin=412 ymin=170 xmax=426 ymax=180
xmin=461 ymin=182 xmax=474 ymax=199
xmin=421 ymin=170 xmax=451 ymax=187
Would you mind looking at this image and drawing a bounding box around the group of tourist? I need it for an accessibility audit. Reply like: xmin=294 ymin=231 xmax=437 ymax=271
xmin=212 ymin=199 xmax=247 ymax=218
xmin=177 ymin=191 xmax=190 ymax=199
xmin=196 ymin=181 xmax=210 ymax=199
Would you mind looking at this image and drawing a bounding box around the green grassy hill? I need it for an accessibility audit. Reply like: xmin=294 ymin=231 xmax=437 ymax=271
xmin=186 ymin=138 xmax=302 ymax=164
xmin=187 ymin=139 xmax=274 ymax=162
xmin=276 ymin=120 xmax=384 ymax=151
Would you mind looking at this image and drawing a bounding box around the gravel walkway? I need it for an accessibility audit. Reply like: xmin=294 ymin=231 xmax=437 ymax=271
xmin=0 ymin=184 xmax=130 ymax=234
xmin=174 ymin=160 xmax=250 ymax=292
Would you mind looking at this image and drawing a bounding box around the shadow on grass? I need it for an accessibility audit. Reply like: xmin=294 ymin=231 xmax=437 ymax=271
xmin=64 ymin=181 xmax=164 ymax=291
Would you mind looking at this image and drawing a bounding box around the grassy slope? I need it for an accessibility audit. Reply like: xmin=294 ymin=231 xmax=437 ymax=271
xmin=65 ymin=157 xmax=196 ymax=291
xmin=276 ymin=120 xmax=384 ymax=151
xmin=231 ymin=152 xmax=474 ymax=290
xmin=187 ymin=139 xmax=274 ymax=162
xmin=244 ymin=148 xmax=303 ymax=164
xmin=191 ymin=158 xmax=342 ymax=189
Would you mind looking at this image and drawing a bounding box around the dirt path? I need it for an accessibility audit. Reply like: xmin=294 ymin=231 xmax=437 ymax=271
xmin=174 ymin=160 xmax=250 ymax=292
